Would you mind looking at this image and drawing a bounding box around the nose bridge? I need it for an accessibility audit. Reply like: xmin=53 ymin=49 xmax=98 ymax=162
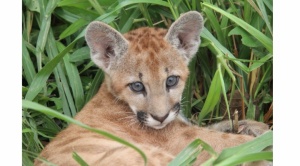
xmin=144 ymin=63 xmax=169 ymax=116
xmin=148 ymin=87 xmax=169 ymax=117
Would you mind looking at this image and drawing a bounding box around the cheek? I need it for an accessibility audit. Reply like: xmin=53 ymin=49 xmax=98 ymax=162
xmin=120 ymin=91 xmax=146 ymax=112
xmin=171 ymin=82 xmax=185 ymax=98
xmin=168 ymin=90 xmax=184 ymax=109
xmin=110 ymin=77 xmax=126 ymax=97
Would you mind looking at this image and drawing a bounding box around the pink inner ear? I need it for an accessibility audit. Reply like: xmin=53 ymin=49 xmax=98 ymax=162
xmin=85 ymin=21 xmax=129 ymax=71
xmin=178 ymin=30 xmax=199 ymax=49
xmin=89 ymin=42 xmax=109 ymax=69
xmin=86 ymin=25 xmax=115 ymax=69
xmin=90 ymin=35 xmax=115 ymax=58
xmin=164 ymin=12 xmax=203 ymax=61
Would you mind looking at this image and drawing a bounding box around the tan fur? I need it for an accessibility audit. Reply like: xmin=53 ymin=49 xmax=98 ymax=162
xmin=34 ymin=12 xmax=270 ymax=166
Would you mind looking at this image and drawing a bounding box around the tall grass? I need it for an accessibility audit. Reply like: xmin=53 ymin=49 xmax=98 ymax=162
xmin=22 ymin=0 xmax=273 ymax=165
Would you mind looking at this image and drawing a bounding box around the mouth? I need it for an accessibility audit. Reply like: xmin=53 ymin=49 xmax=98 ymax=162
xmin=130 ymin=103 xmax=181 ymax=129
xmin=136 ymin=111 xmax=179 ymax=129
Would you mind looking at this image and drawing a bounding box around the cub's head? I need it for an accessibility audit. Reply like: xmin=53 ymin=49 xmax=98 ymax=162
xmin=85 ymin=11 xmax=203 ymax=129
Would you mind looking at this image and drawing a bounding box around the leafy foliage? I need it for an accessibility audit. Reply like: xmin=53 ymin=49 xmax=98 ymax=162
xmin=22 ymin=0 xmax=273 ymax=165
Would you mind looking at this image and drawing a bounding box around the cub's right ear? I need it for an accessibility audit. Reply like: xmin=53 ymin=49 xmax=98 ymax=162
xmin=85 ymin=21 xmax=129 ymax=73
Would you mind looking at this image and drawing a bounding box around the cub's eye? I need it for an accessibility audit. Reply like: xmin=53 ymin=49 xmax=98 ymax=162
xmin=166 ymin=76 xmax=179 ymax=88
xmin=129 ymin=82 xmax=145 ymax=93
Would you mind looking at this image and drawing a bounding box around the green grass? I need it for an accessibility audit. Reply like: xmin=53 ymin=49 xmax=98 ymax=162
xmin=22 ymin=0 xmax=273 ymax=165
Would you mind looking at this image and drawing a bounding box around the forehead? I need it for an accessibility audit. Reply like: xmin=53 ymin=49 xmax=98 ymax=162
xmin=124 ymin=27 xmax=168 ymax=53
xmin=111 ymin=28 xmax=189 ymax=86
xmin=118 ymin=27 xmax=188 ymax=78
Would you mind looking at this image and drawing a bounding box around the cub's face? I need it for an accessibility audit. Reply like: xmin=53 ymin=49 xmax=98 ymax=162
xmin=85 ymin=11 xmax=203 ymax=129
xmin=108 ymin=28 xmax=189 ymax=129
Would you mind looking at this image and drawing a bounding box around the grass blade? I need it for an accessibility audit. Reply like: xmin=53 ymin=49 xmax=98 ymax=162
xmin=182 ymin=58 xmax=196 ymax=118
xmin=92 ymin=0 xmax=170 ymax=23
xmin=59 ymin=18 xmax=89 ymax=40
xmin=58 ymin=0 xmax=91 ymax=9
xmin=202 ymin=6 xmax=226 ymax=45
xmin=228 ymin=27 xmax=262 ymax=48
xmin=85 ymin=70 xmax=104 ymax=103
xmin=22 ymin=38 xmax=36 ymax=85
xmin=35 ymin=0 xmax=59 ymax=71
xmin=25 ymin=38 xmax=78 ymax=101
xmin=57 ymin=42 xmax=85 ymax=111
xmin=254 ymin=64 xmax=272 ymax=98
xmin=72 ymin=152 xmax=89 ymax=166
xmin=201 ymin=28 xmax=250 ymax=73
xmin=139 ymin=4 xmax=153 ymax=26
xmin=214 ymin=131 xmax=273 ymax=165
xmin=249 ymin=53 xmax=272 ymax=71
xmin=202 ymin=2 xmax=273 ymax=53
xmin=88 ymin=0 xmax=105 ymax=15
xmin=168 ymin=139 xmax=202 ymax=166
xmin=45 ymin=30 xmax=77 ymax=117
xmin=119 ymin=8 xmax=141 ymax=33
xmin=198 ymin=69 xmax=222 ymax=124
xmin=54 ymin=8 xmax=80 ymax=23
xmin=218 ymin=151 xmax=272 ymax=166
xmin=256 ymin=0 xmax=272 ymax=35
xmin=262 ymin=0 xmax=272 ymax=12
xmin=170 ymin=137 xmax=219 ymax=166
xmin=35 ymin=12 xmax=51 ymax=71
xmin=69 ymin=46 xmax=90 ymax=62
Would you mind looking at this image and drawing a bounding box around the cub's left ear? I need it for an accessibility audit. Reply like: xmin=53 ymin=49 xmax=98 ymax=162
xmin=165 ymin=11 xmax=203 ymax=62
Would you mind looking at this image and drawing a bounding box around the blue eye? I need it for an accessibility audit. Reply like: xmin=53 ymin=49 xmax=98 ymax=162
xmin=129 ymin=82 xmax=145 ymax=92
xmin=166 ymin=76 xmax=179 ymax=88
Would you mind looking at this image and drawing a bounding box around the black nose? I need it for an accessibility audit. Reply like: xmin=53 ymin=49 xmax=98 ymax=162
xmin=151 ymin=113 xmax=169 ymax=123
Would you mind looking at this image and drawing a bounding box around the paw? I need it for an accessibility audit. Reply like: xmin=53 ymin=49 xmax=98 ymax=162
xmin=237 ymin=120 xmax=270 ymax=137
xmin=208 ymin=120 xmax=270 ymax=137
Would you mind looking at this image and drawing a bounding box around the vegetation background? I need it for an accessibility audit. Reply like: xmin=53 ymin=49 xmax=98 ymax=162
xmin=22 ymin=0 xmax=273 ymax=165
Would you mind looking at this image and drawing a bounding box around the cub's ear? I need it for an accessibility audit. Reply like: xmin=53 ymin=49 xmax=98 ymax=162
xmin=85 ymin=21 xmax=129 ymax=73
xmin=165 ymin=11 xmax=203 ymax=63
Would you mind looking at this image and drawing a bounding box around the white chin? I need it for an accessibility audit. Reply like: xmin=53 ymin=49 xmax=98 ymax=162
xmin=149 ymin=124 xmax=167 ymax=129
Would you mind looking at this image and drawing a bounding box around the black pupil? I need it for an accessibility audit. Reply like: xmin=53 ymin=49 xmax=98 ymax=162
xmin=167 ymin=76 xmax=178 ymax=87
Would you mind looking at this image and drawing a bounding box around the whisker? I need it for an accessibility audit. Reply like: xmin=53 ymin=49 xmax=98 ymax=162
xmin=128 ymin=120 xmax=139 ymax=128
xmin=118 ymin=116 xmax=135 ymax=121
